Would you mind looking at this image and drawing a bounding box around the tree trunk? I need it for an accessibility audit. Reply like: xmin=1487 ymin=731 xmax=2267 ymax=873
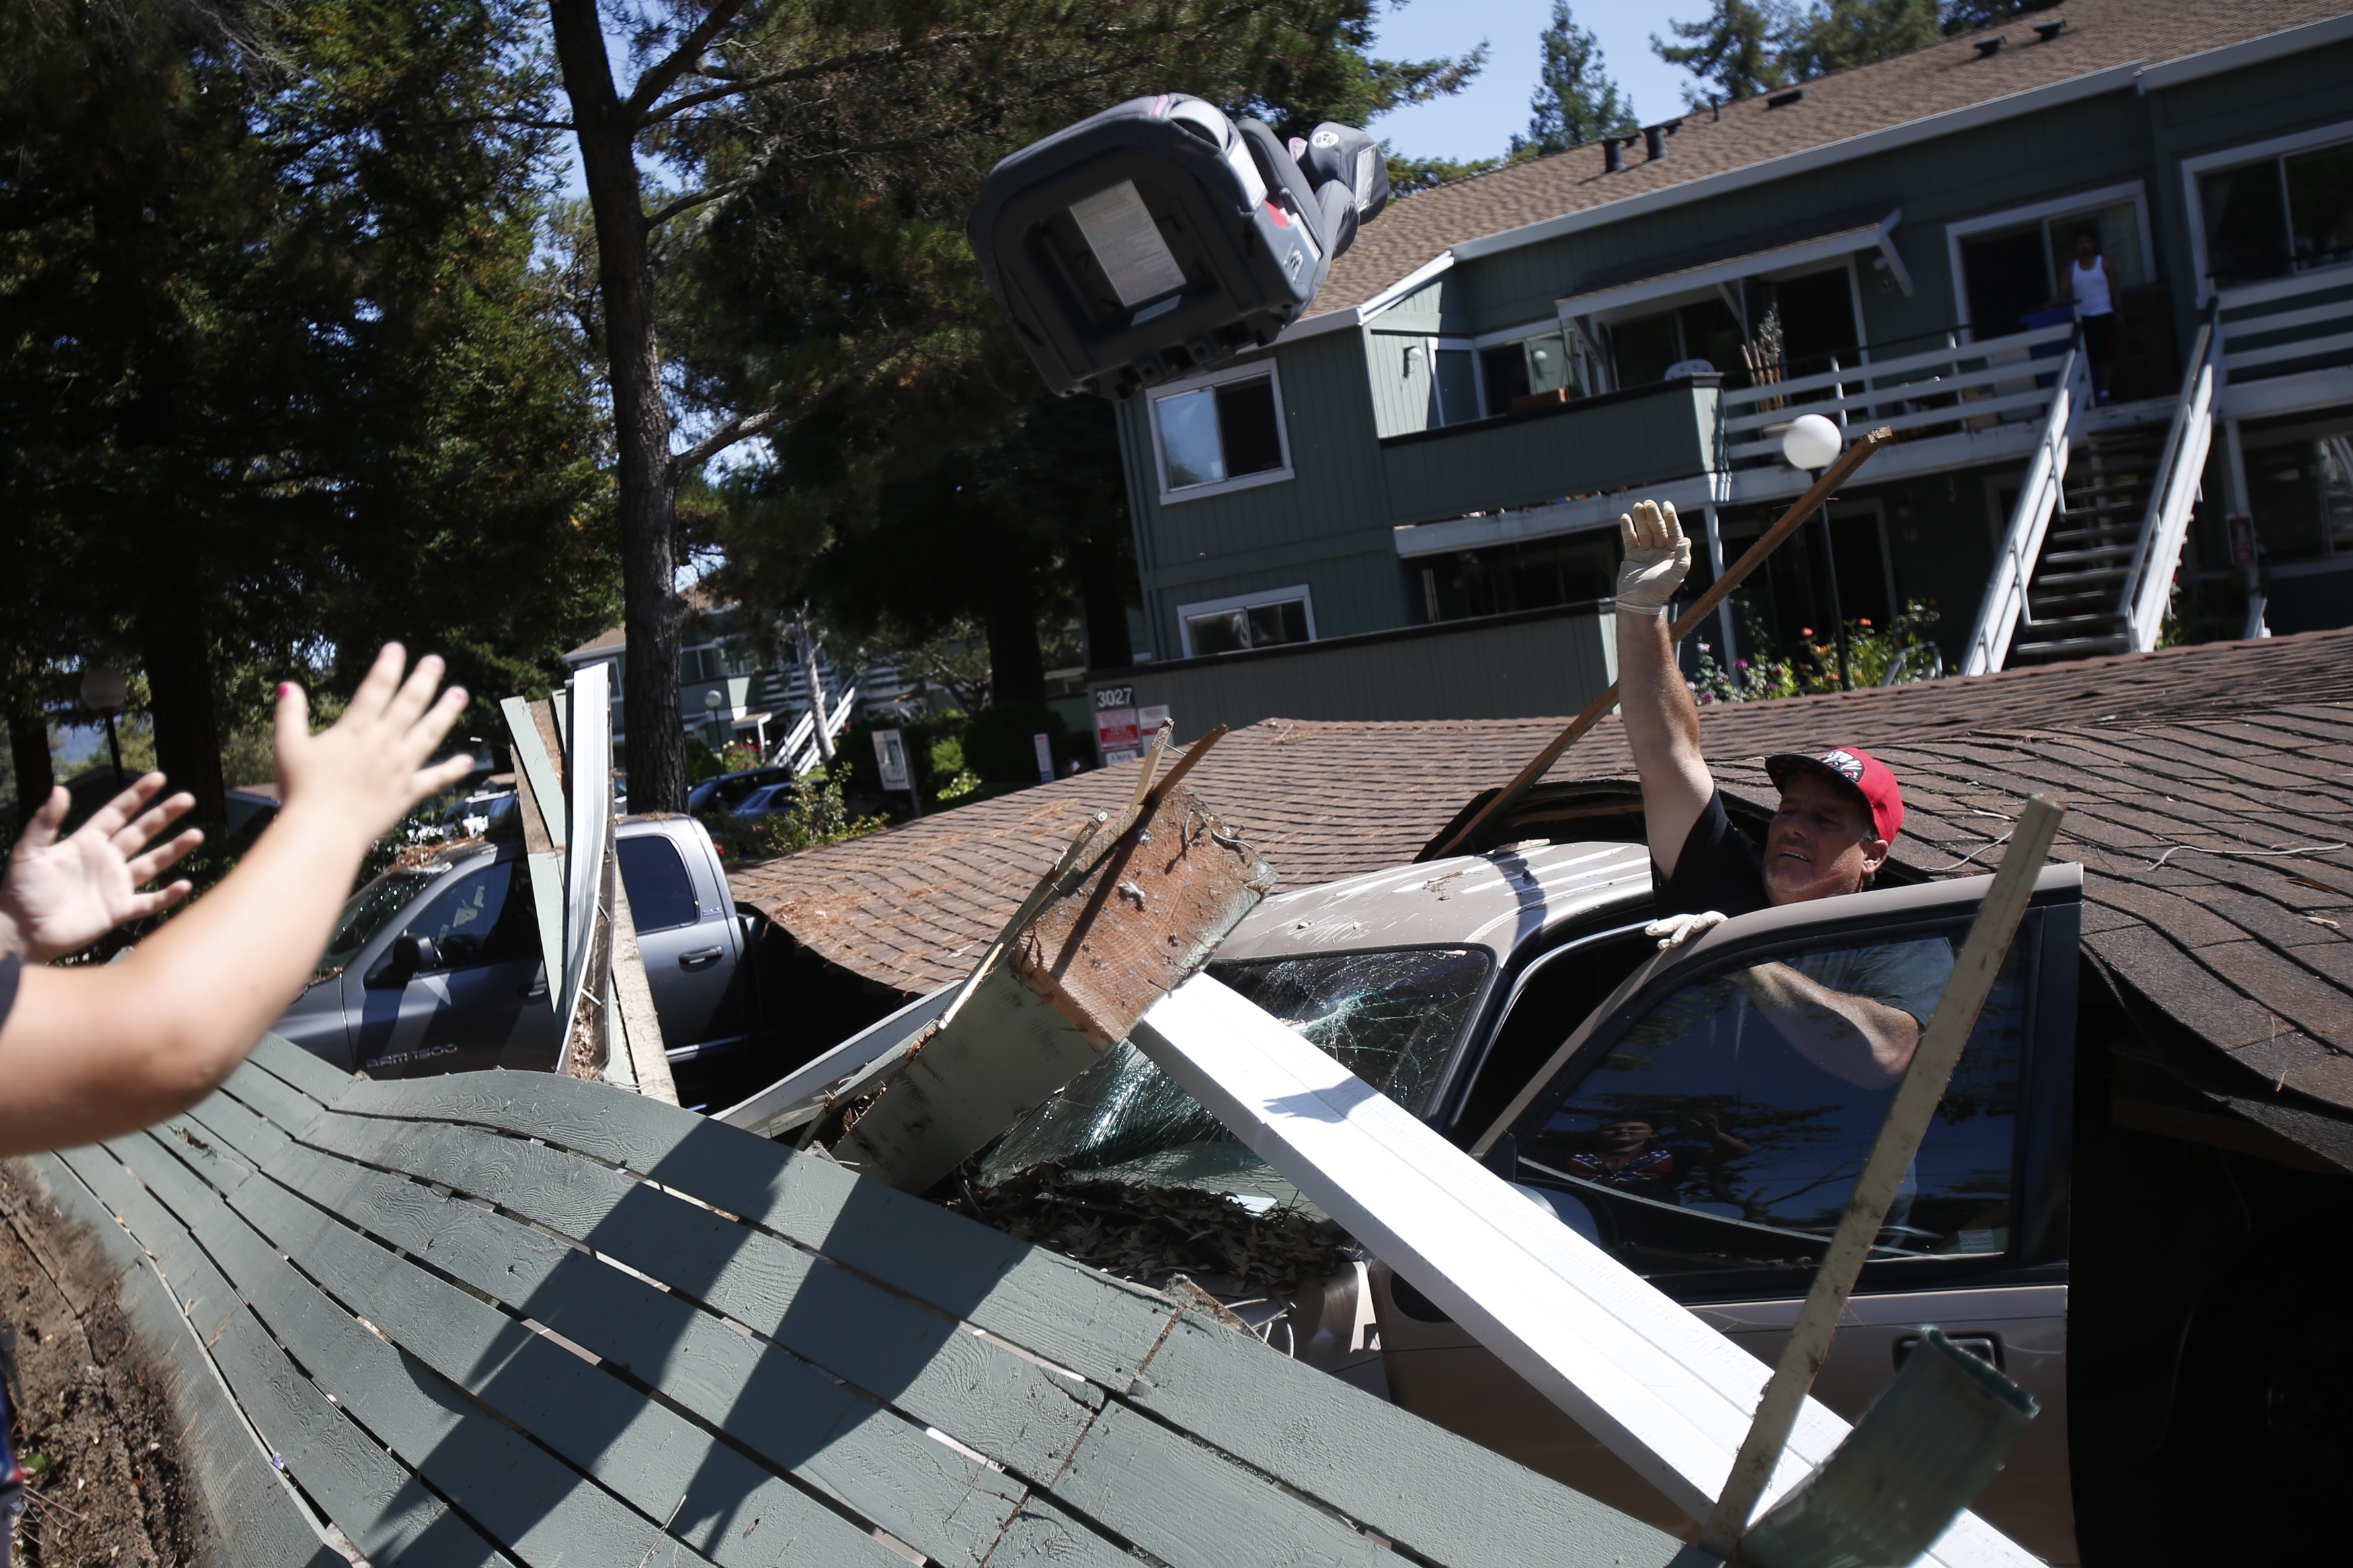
xmin=1076 ymin=513 xmax=1136 ymax=671
xmin=6 ymin=688 xmax=54 ymax=828
xmin=797 ymin=612 xmax=836 ymax=762
xmin=980 ymin=580 xmax=1047 ymax=708
xmin=143 ymin=606 xmax=225 ymax=824
xmin=550 ymin=0 xmax=688 ymax=812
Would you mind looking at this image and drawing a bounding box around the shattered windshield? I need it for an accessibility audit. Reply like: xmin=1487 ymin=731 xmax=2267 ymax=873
xmin=315 ymin=870 xmax=438 ymax=978
xmin=980 ymin=948 xmax=1492 ymax=1196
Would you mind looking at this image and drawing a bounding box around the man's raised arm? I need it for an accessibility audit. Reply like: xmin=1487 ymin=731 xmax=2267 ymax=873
xmin=1615 ymin=500 xmax=1714 ymax=876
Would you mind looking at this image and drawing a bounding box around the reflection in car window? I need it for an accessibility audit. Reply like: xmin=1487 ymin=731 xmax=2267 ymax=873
xmin=980 ymin=948 xmax=1493 ymax=1185
xmin=1517 ymin=926 xmax=2025 ymax=1282
xmin=317 ymin=869 xmax=440 ymax=977
xmin=403 ymin=862 xmax=536 ymax=969
xmin=618 ymin=836 xmax=699 ymax=931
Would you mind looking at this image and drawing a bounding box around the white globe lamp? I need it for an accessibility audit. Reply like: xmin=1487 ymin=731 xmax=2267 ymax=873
xmin=1781 ymin=413 xmax=1842 ymax=471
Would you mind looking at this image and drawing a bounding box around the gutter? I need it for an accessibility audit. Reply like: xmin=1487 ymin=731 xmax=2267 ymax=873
xmin=2136 ymin=12 xmax=2353 ymax=93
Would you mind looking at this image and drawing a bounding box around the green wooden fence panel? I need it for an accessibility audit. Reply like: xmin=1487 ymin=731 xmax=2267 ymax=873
xmin=26 ymin=1154 xmax=349 ymax=1568
xmin=50 ymin=1057 xmax=1685 ymax=1568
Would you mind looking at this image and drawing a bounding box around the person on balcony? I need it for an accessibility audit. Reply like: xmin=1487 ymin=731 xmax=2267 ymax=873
xmin=2057 ymin=226 xmax=2120 ymax=406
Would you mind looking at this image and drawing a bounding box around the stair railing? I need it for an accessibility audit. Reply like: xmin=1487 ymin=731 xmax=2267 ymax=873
xmin=1961 ymin=337 xmax=2090 ymax=675
xmin=782 ymin=682 xmax=861 ymax=775
xmin=2116 ymin=302 xmax=2221 ymax=653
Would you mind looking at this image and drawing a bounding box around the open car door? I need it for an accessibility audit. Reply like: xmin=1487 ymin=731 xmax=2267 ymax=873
xmin=1373 ymin=865 xmax=2083 ymax=1561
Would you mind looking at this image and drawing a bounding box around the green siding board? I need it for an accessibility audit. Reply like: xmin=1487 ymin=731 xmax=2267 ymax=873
xmin=1382 ymin=384 xmax=1720 ymax=524
xmin=1102 ymin=607 xmax=1618 ymax=741
xmin=27 ymin=1154 xmax=352 ymax=1568
xmin=250 ymin=1030 xmax=355 ymax=1105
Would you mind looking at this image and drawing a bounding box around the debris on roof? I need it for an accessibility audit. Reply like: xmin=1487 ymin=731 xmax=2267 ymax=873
xmin=730 ymin=629 xmax=2353 ymax=1122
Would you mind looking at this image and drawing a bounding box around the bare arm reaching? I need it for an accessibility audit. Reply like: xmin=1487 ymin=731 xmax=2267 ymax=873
xmin=1614 ymin=499 xmax=1714 ymax=876
xmin=0 ymin=645 xmax=473 ymax=1155
xmin=1 ymin=774 xmax=204 ymax=962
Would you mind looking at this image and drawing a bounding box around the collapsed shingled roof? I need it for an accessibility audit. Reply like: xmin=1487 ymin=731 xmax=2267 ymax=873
xmin=730 ymin=630 xmax=2353 ymax=1137
xmin=1314 ymin=0 xmax=2350 ymax=319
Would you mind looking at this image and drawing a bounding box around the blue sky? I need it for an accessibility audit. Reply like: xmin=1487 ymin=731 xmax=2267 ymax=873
xmin=1368 ymin=0 xmax=1700 ymax=165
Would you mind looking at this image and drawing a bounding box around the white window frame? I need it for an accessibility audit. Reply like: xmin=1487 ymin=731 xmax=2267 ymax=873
xmin=1944 ymin=179 xmax=2154 ymax=333
xmin=1173 ymin=583 xmax=1317 ymax=658
xmin=2181 ymin=120 xmax=2353 ymax=304
xmin=1145 ymin=359 xmax=1294 ymax=503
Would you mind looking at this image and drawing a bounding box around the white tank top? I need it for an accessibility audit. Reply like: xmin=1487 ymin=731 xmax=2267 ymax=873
xmin=2071 ymin=255 xmax=2114 ymax=317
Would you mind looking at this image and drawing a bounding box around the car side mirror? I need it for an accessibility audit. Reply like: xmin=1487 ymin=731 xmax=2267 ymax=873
xmin=370 ymin=934 xmax=440 ymax=988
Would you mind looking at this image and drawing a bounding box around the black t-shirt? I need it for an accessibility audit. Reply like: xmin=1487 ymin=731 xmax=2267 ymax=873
xmin=1653 ymin=788 xmax=1771 ymax=920
xmin=0 ymin=952 xmax=19 ymax=1036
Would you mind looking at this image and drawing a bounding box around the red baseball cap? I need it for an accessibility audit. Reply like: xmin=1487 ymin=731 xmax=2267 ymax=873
xmin=1765 ymin=747 xmax=1905 ymax=843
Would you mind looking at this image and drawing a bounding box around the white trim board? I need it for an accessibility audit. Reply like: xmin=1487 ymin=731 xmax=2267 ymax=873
xmin=1557 ymin=212 xmax=1898 ymax=321
xmin=2137 ymin=12 xmax=2353 ymax=93
xmin=1131 ymin=974 xmax=2038 ymax=1565
xmin=1278 ymin=249 xmax=1458 ymax=343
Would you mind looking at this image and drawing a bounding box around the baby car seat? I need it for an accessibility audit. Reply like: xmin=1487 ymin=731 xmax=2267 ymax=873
xmin=968 ymin=93 xmax=1388 ymax=400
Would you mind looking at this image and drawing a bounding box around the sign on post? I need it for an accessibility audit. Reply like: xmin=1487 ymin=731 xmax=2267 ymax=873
xmin=1093 ymin=684 xmax=1140 ymax=764
xmin=1138 ymin=702 xmax=1170 ymax=734
xmin=872 ymin=727 xmax=911 ymax=790
xmin=1032 ymin=732 xmax=1055 ymax=784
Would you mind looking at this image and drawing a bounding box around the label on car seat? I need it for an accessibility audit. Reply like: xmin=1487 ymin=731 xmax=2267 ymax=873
xmin=1072 ymin=180 xmax=1187 ymax=308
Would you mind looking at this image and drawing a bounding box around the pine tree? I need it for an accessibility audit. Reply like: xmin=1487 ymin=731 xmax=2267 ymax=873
xmin=1513 ymin=1 xmax=1638 ymax=157
xmin=1653 ymin=0 xmax=1792 ymax=103
xmin=1780 ymin=0 xmax=1944 ymax=79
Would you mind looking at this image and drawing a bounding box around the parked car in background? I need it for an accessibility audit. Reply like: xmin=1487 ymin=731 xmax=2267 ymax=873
xmin=688 ymin=764 xmax=796 ymax=814
xmin=271 ymin=815 xmax=767 ymax=1108
xmin=731 ymin=780 xmax=804 ymax=819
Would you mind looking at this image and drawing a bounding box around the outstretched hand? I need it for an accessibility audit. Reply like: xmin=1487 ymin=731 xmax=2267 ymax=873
xmin=1616 ymin=499 xmax=1692 ymax=616
xmin=1 ymin=776 xmax=204 ymax=962
xmin=274 ymin=643 xmax=474 ymax=845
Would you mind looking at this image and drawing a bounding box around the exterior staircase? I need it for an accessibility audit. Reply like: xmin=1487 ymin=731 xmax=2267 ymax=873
xmin=2005 ymin=427 xmax=2161 ymax=662
xmin=1962 ymin=304 xmax=2219 ymax=673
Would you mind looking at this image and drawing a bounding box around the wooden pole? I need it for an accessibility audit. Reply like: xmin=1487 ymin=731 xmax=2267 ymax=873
xmin=1698 ymin=794 xmax=2068 ymax=1559
xmin=1431 ymin=427 xmax=1895 ymax=860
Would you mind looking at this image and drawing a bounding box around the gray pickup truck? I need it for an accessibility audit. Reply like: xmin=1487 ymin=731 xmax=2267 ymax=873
xmin=272 ymin=815 xmax=758 ymax=1099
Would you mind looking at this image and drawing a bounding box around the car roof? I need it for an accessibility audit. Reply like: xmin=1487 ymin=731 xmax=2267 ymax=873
xmin=1215 ymin=840 xmax=1652 ymax=967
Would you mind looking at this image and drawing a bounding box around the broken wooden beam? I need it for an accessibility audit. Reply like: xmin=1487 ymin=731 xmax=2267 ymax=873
xmin=1129 ymin=973 xmax=2040 ymax=1568
xmin=831 ymin=770 xmax=1274 ymax=1192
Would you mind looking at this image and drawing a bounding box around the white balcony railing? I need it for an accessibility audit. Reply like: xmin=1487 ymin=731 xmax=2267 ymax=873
xmin=1720 ymin=321 xmax=2077 ymax=466
xmin=2215 ymin=266 xmax=2353 ymax=386
xmin=2118 ymin=304 xmax=2221 ymax=652
xmin=1961 ymin=341 xmax=2092 ymax=676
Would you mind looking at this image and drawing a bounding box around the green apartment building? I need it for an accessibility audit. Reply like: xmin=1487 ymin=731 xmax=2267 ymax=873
xmin=1086 ymin=0 xmax=2353 ymax=755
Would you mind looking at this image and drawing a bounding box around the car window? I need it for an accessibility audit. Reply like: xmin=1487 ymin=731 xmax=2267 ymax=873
xmin=402 ymin=861 xmax=538 ymax=970
xmin=1511 ymin=921 xmax=2028 ymax=1290
xmin=618 ymin=835 xmax=699 ymax=931
xmin=318 ymin=868 xmax=440 ymax=977
xmin=980 ymin=947 xmax=1492 ymax=1188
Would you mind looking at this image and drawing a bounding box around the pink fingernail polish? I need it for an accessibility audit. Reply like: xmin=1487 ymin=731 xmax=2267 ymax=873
xmin=277 ymin=683 xmax=293 ymax=698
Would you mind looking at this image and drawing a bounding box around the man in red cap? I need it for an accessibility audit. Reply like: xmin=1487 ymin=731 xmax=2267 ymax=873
xmin=1613 ymin=498 xmax=1945 ymax=1086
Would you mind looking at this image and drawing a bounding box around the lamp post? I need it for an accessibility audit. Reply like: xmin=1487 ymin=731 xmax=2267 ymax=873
xmin=703 ymin=686 xmax=725 ymax=751
xmin=1782 ymin=415 xmax=1850 ymax=690
xmin=79 ymin=665 xmax=128 ymax=782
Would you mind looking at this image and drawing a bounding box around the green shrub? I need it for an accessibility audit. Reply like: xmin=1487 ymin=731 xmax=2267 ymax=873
xmin=696 ymin=764 xmax=885 ymax=862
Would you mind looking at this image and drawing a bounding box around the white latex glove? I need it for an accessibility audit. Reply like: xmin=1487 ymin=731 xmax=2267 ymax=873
xmin=1616 ymin=499 xmax=1691 ymax=616
xmin=1644 ymin=909 xmax=1727 ymax=951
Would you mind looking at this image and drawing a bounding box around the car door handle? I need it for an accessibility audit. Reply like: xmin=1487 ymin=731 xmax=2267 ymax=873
xmin=518 ymin=978 xmax=547 ymax=999
xmin=1895 ymin=1332 xmax=2001 ymax=1371
xmin=678 ymin=947 xmax=724 ymax=968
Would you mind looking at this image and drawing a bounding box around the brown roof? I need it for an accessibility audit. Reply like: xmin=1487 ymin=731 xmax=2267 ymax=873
xmin=1316 ymin=0 xmax=2352 ymax=318
xmin=731 ymin=628 xmax=2353 ymax=1122
xmin=562 ymin=583 xmax=726 ymax=660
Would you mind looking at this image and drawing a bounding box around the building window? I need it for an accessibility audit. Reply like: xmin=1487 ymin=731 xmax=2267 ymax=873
xmin=1148 ymin=364 xmax=1291 ymax=501
xmin=1947 ymin=182 xmax=2151 ymax=337
xmin=1421 ymin=536 xmax=1618 ymax=622
xmin=1478 ymin=330 xmax=1579 ymax=412
xmin=1175 ymin=585 xmax=1316 ymax=657
xmin=2196 ymin=137 xmax=2353 ymax=289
